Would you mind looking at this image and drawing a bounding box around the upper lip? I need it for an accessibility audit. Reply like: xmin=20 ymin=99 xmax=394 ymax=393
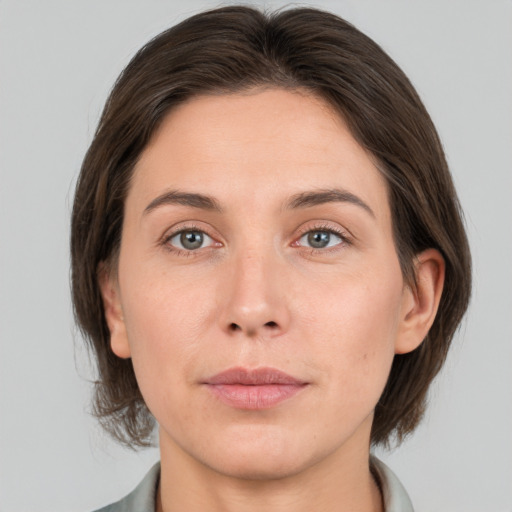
xmin=203 ymin=367 xmax=307 ymax=386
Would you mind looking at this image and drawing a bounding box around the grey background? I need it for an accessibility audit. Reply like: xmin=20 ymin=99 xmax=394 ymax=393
xmin=1 ymin=1 xmax=511 ymax=511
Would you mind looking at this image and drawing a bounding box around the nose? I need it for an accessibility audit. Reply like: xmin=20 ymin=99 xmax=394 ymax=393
xmin=219 ymin=248 xmax=291 ymax=339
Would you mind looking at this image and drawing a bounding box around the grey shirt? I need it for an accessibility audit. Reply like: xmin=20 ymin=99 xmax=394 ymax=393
xmin=93 ymin=457 xmax=413 ymax=512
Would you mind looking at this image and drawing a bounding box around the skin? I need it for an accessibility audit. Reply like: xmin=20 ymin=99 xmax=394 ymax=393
xmin=100 ymin=88 xmax=444 ymax=512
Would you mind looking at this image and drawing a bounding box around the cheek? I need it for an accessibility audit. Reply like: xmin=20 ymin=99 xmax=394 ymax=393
xmin=300 ymin=266 xmax=404 ymax=398
xmin=118 ymin=266 xmax=213 ymax=389
xmin=117 ymin=253 xmax=232 ymax=377
xmin=122 ymin=250 xmax=217 ymax=335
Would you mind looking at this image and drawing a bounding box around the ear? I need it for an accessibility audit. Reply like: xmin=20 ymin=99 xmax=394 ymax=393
xmin=395 ymin=249 xmax=445 ymax=355
xmin=98 ymin=263 xmax=131 ymax=359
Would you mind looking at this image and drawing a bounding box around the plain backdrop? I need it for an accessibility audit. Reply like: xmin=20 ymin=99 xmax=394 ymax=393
xmin=1 ymin=1 xmax=511 ymax=511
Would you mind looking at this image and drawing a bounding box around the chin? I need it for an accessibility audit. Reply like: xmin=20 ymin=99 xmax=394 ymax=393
xmin=206 ymin=452 xmax=308 ymax=481
xmin=196 ymin=428 xmax=326 ymax=482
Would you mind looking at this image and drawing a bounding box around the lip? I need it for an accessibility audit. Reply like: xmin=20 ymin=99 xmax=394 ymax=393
xmin=203 ymin=367 xmax=308 ymax=410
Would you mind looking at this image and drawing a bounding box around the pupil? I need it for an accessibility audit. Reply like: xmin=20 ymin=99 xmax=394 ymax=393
xmin=181 ymin=231 xmax=203 ymax=250
xmin=308 ymin=231 xmax=330 ymax=248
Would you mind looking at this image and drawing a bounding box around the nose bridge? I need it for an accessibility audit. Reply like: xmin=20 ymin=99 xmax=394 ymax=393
xmin=221 ymin=240 xmax=289 ymax=337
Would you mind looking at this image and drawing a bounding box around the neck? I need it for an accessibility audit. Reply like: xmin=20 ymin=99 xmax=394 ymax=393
xmin=156 ymin=425 xmax=383 ymax=512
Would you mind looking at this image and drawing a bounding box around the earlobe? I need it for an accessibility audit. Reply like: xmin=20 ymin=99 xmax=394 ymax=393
xmin=395 ymin=249 xmax=445 ymax=355
xmin=98 ymin=263 xmax=132 ymax=359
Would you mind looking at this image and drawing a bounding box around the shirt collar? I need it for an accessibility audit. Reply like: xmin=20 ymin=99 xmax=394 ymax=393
xmin=371 ymin=456 xmax=415 ymax=512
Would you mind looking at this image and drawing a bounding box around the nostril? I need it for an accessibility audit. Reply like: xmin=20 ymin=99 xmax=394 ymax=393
xmin=227 ymin=321 xmax=278 ymax=333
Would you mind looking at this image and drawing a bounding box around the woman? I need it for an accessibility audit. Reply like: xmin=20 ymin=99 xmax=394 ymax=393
xmin=71 ymin=6 xmax=471 ymax=512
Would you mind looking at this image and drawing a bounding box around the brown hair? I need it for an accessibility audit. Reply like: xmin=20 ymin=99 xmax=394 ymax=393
xmin=71 ymin=5 xmax=471 ymax=447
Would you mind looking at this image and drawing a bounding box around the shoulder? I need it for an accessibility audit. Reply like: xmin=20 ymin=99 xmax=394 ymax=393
xmin=91 ymin=462 xmax=160 ymax=512
xmin=371 ymin=456 xmax=415 ymax=512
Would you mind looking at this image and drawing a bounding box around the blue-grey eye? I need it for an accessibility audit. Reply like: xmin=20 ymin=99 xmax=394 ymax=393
xmin=300 ymin=230 xmax=342 ymax=249
xmin=169 ymin=230 xmax=213 ymax=250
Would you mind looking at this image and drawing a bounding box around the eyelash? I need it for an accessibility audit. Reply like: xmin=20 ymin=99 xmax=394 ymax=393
xmin=294 ymin=223 xmax=352 ymax=254
xmin=160 ymin=222 xmax=351 ymax=257
xmin=160 ymin=223 xmax=218 ymax=257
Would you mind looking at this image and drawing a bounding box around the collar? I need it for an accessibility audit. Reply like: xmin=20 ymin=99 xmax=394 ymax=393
xmin=371 ymin=456 xmax=415 ymax=511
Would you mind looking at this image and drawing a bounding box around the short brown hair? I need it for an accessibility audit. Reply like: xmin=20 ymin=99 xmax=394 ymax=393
xmin=71 ymin=5 xmax=471 ymax=447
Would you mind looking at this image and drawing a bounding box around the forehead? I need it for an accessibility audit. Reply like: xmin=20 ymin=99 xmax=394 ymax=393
xmin=129 ymin=88 xmax=390 ymax=220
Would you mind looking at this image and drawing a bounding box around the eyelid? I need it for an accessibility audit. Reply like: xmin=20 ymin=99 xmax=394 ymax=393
xmin=294 ymin=221 xmax=352 ymax=241
xmin=291 ymin=221 xmax=353 ymax=251
xmin=168 ymin=230 xmax=215 ymax=250
xmin=160 ymin=222 xmax=223 ymax=253
xmin=158 ymin=220 xmax=352 ymax=255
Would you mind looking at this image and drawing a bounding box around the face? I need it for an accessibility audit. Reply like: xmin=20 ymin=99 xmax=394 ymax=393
xmin=102 ymin=88 xmax=425 ymax=479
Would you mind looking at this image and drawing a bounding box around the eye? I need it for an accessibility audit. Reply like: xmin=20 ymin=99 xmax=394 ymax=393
xmin=298 ymin=229 xmax=344 ymax=249
xmin=168 ymin=230 xmax=214 ymax=251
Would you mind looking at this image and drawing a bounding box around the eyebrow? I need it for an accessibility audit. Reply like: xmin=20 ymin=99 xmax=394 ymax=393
xmin=143 ymin=187 xmax=374 ymax=218
xmin=144 ymin=190 xmax=223 ymax=214
xmin=285 ymin=188 xmax=375 ymax=217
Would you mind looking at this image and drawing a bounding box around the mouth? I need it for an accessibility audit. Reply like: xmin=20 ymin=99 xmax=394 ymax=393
xmin=202 ymin=367 xmax=309 ymax=410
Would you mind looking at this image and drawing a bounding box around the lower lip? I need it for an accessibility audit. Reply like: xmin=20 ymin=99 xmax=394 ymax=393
xmin=206 ymin=383 xmax=306 ymax=410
